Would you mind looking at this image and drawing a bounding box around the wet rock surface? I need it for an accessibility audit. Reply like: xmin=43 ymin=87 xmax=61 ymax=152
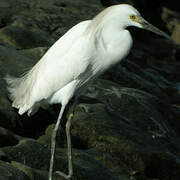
xmin=0 ymin=0 xmax=180 ymax=180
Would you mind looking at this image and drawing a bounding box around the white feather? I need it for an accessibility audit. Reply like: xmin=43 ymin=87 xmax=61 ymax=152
xmin=6 ymin=20 xmax=92 ymax=114
xmin=6 ymin=4 xmax=147 ymax=115
xmin=5 ymin=5 xmax=170 ymax=180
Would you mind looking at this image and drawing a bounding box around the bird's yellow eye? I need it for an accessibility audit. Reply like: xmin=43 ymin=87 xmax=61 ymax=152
xmin=130 ymin=15 xmax=136 ymax=21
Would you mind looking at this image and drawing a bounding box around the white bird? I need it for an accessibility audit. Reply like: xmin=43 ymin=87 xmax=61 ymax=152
xmin=5 ymin=4 xmax=171 ymax=180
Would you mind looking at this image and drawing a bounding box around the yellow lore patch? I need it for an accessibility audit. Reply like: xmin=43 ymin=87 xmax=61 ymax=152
xmin=129 ymin=15 xmax=139 ymax=22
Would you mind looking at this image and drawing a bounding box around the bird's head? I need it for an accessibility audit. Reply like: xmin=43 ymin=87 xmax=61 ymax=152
xmin=124 ymin=5 xmax=171 ymax=40
xmin=97 ymin=4 xmax=171 ymax=40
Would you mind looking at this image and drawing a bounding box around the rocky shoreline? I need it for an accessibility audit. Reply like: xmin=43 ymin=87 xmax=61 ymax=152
xmin=0 ymin=0 xmax=180 ymax=179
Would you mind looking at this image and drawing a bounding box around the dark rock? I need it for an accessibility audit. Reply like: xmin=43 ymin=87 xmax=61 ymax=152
xmin=2 ymin=139 xmax=50 ymax=170
xmin=71 ymin=79 xmax=180 ymax=179
xmin=161 ymin=7 xmax=180 ymax=44
xmin=0 ymin=127 xmax=24 ymax=147
xmin=11 ymin=161 xmax=47 ymax=180
xmin=100 ymin=0 xmax=120 ymax=7
xmin=19 ymin=47 xmax=48 ymax=61
xmin=0 ymin=160 xmax=30 ymax=180
xmin=0 ymin=0 xmax=180 ymax=180
xmin=175 ymin=83 xmax=180 ymax=95
xmin=0 ymin=26 xmax=54 ymax=49
xmin=1 ymin=139 xmax=122 ymax=180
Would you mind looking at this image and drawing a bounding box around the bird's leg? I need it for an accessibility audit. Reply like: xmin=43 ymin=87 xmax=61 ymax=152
xmin=56 ymin=97 xmax=78 ymax=179
xmin=49 ymin=104 xmax=66 ymax=180
xmin=56 ymin=113 xmax=73 ymax=179
xmin=66 ymin=113 xmax=73 ymax=178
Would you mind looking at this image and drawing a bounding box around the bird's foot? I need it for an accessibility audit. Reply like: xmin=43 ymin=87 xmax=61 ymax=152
xmin=55 ymin=171 xmax=72 ymax=180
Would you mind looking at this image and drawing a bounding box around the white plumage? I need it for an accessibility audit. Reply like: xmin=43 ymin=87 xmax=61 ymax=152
xmin=5 ymin=4 xmax=170 ymax=180
xmin=6 ymin=20 xmax=91 ymax=115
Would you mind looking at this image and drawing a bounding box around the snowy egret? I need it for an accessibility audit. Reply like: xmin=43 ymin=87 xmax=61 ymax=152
xmin=5 ymin=4 xmax=171 ymax=180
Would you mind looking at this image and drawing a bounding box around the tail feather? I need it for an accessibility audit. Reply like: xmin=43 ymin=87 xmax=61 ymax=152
xmin=5 ymin=72 xmax=35 ymax=114
xmin=5 ymin=74 xmax=46 ymax=116
xmin=5 ymin=55 xmax=49 ymax=115
xmin=5 ymin=74 xmax=23 ymax=102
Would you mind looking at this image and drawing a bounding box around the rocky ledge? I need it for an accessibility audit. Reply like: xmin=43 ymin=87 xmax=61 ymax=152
xmin=0 ymin=0 xmax=180 ymax=180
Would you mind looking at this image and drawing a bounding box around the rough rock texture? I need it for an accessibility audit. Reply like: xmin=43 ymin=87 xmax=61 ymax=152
xmin=0 ymin=0 xmax=180 ymax=180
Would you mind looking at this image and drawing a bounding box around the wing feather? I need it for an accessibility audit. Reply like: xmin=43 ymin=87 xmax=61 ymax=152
xmin=5 ymin=20 xmax=92 ymax=114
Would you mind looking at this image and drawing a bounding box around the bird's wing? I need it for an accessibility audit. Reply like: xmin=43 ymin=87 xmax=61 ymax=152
xmin=6 ymin=20 xmax=92 ymax=113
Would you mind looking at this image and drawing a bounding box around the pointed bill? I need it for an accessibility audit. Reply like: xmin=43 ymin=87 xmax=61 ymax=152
xmin=138 ymin=17 xmax=171 ymax=40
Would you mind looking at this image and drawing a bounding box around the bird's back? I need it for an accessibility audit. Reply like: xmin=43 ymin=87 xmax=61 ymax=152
xmin=5 ymin=20 xmax=91 ymax=115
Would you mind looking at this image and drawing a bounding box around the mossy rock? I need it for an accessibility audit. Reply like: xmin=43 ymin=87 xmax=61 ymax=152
xmin=0 ymin=26 xmax=54 ymax=49
xmin=0 ymin=160 xmax=30 ymax=180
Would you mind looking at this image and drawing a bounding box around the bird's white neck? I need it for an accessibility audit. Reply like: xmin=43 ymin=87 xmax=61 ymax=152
xmin=87 ymin=27 xmax=133 ymax=79
xmin=98 ymin=27 xmax=133 ymax=67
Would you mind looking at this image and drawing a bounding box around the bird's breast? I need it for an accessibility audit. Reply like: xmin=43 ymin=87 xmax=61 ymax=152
xmin=71 ymin=30 xmax=133 ymax=94
xmin=94 ymin=30 xmax=133 ymax=73
xmin=106 ymin=30 xmax=132 ymax=64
